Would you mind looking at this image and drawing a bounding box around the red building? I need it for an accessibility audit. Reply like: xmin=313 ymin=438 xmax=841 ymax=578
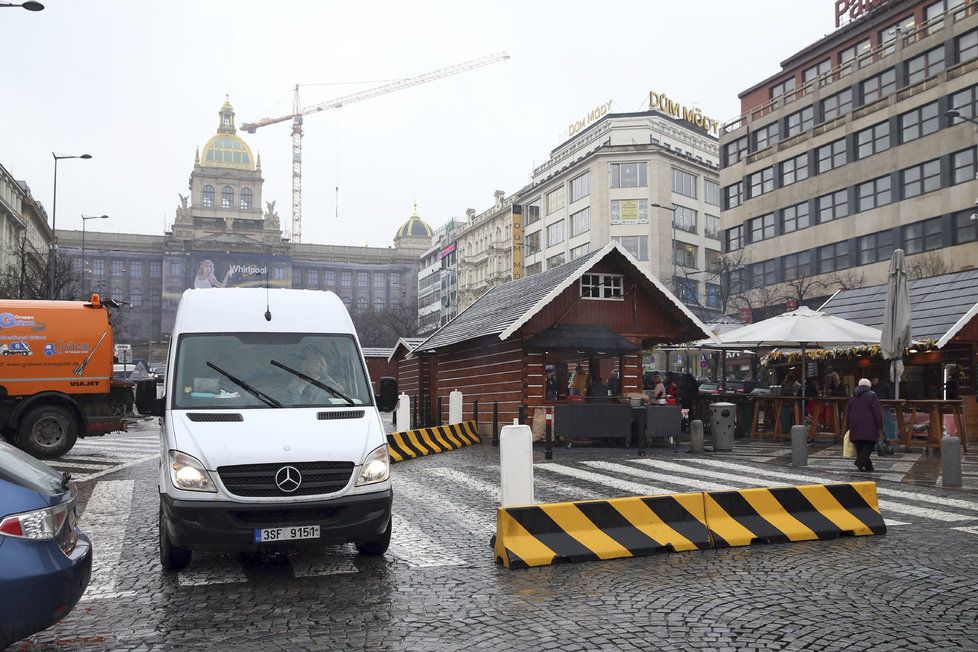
xmin=403 ymin=242 xmax=713 ymax=425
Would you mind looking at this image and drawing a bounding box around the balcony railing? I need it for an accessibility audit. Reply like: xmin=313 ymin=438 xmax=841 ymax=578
xmin=720 ymin=0 xmax=978 ymax=136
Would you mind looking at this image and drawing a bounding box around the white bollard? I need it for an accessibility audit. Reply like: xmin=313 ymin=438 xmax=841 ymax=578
xmin=499 ymin=421 xmax=534 ymax=507
xmin=395 ymin=392 xmax=411 ymax=430
xmin=449 ymin=389 xmax=463 ymax=425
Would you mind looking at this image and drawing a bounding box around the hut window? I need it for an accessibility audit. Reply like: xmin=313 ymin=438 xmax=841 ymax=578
xmin=581 ymin=273 xmax=624 ymax=300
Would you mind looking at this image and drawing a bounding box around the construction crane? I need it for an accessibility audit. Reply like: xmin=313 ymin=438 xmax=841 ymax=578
xmin=240 ymin=51 xmax=510 ymax=243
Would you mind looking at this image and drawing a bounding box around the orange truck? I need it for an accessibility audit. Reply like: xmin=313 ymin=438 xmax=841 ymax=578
xmin=0 ymin=295 xmax=133 ymax=458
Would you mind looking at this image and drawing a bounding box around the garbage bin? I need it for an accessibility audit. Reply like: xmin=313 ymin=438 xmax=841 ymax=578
xmin=711 ymin=402 xmax=736 ymax=451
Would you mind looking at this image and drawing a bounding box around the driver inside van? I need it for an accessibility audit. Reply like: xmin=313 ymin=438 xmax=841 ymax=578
xmin=298 ymin=349 xmax=346 ymax=404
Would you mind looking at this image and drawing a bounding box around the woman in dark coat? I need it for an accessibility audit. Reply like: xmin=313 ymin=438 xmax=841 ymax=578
xmin=845 ymin=378 xmax=884 ymax=472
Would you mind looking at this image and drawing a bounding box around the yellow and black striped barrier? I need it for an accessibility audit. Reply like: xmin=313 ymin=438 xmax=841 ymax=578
xmin=494 ymin=493 xmax=711 ymax=569
xmin=387 ymin=420 xmax=481 ymax=463
xmin=494 ymin=481 xmax=884 ymax=569
xmin=704 ymin=482 xmax=886 ymax=547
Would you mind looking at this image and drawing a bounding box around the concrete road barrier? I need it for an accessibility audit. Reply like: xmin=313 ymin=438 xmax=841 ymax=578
xmin=494 ymin=493 xmax=711 ymax=569
xmin=387 ymin=420 xmax=481 ymax=463
xmin=704 ymin=482 xmax=886 ymax=547
xmin=494 ymin=481 xmax=885 ymax=569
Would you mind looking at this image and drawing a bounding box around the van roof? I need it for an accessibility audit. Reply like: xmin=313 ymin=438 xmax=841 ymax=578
xmin=172 ymin=289 xmax=356 ymax=335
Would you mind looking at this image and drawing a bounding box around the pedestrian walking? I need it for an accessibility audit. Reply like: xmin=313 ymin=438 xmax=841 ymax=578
xmin=845 ymin=378 xmax=883 ymax=472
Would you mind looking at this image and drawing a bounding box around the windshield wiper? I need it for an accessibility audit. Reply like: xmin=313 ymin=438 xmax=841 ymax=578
xmin=206 ymin=361 xmax=282 ymax=408
xmin=270 ymin=359 xmax=356 ymax=406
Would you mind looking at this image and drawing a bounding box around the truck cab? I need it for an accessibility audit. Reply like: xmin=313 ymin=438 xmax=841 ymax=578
xmin=157 ymin=288 xmax=392 ymax=570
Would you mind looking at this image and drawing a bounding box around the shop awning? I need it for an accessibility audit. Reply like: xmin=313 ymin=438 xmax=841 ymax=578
xmin=524 ymin=324 xmax=640 ymax=353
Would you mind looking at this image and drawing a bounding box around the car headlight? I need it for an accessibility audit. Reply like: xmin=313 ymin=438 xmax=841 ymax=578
xmin=168 ymin=450 xmax=216 ymax=492
xmin=355 ymin=444 xmax=390 ymax=486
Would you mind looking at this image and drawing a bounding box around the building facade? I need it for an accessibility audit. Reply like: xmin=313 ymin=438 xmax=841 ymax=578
xmin=720 ymin=0 xmax=978 ymax=315
xmin=55 ymin=99 xmax=428 ymax=357
xmin=417 ymin=216 xmax=465 ymax=334
xmin=0 ymin=162 xmax=52 ymax=294
xmin=455 ymin=191 xmax=515 ymax=309
xmin=453 ymin=106 xmax=723 ymax=317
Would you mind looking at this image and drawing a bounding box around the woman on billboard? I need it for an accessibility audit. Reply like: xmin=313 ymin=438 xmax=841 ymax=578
xmin=194 ymin=259 xmax=232 ymax=289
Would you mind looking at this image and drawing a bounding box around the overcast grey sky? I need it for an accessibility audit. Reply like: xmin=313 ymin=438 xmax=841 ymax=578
xmin=2 ymin=0 xmax=837 ymax=247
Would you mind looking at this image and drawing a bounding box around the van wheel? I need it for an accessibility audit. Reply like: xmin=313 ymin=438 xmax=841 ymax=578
xmin=17 ymin=405 xmax=78 ymax=459
xmin=159 ymin=501 xmax=191 ymax=571
xmin=355 ymin=516 xmax=391 ymax=556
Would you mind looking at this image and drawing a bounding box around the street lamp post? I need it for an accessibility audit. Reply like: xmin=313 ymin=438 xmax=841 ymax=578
xmin=945 ymin=110 xmax=978 ymax=223
xmin=50 ymin=153 xmax=92 ymax=299
xmin=81 ymin=214 xmax=109 ymax=297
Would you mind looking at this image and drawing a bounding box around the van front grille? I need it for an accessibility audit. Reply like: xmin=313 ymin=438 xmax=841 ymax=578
xmin=217 ymin=461 xmax=355 ymax=497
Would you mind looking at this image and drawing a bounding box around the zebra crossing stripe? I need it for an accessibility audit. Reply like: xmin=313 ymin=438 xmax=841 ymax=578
xmin=386 ymin=421 xmax=481 ymax=463
xmin=582 ymin=460 xmax=730 ymax=492
xmin=390 ymin=513 xmax=465 ymax=568
xmin=79 ymin=480 xmax=134 ymax=598
xmin=536 ymin=463 xmax=667 ymax=496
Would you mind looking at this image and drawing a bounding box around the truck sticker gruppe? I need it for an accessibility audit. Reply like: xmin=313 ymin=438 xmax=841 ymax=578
xmin=0 ymin=312 xmax=36 ymax=328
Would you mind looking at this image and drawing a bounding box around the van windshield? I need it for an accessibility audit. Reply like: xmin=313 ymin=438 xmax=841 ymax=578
xmin=173 ymin=333 xmax=372 ymax=409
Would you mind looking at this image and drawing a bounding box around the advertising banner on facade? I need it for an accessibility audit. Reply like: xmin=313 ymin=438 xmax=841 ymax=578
xmin=610 ymin=199 xmax=648 ymax=225
xmin=161 ymin=251 xmax=292 ymax=335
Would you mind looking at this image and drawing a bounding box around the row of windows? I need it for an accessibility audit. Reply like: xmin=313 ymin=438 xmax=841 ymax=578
xmin=524 ymin=163 xmax=720 ymax=228
xmin=524 ymin=199 xmax=719 ymax=256
xmin=725 ymin=146 xmax=976 ymax=250
xmin=723 ymin=85 xmax=978 ymax=209
xmin=727 ymin=27 xmax=978 ymax=166
xmin=85 ymin=259 xmax=161 ymax=277
xmin=202 ymin=185 xmax=253 ymax=210
xmin=738 ymin=209 xmax=977 ymax=290
xmin=293 ymin=270 xmax=403 ymax=288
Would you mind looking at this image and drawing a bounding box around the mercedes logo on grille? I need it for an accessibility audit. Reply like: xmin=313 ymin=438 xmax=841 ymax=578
xmin=275 ymin=465 xmax=302 ymax=493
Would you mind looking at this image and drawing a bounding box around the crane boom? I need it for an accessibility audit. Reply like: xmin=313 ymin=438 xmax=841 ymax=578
xmin=240 ymin=51 xmax=510 ymax=242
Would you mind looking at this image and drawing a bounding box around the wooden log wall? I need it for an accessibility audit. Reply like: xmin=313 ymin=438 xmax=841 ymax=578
xmin=429 ymin=336 xmax=524 ymax=424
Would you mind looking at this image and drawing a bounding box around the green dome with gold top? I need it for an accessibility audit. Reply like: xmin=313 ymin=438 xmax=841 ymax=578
xmin=200 ymin=96 xmax=255 ymax=171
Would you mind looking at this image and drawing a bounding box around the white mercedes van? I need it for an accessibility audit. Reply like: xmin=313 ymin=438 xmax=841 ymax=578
xmin=156 ymin=288 xmax=392 ymax=570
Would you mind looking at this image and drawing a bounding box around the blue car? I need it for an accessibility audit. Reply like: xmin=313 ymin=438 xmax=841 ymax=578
xmin=0 ymin=441 xmax=92 ymax=649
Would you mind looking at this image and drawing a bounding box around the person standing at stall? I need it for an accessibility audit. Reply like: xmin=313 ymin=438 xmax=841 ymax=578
xmin=570 ymin=364 xmax=588 ymax=397
xmin=608 ymin=369 xmax=621 ymax=396
xmin=871 ymin=374 xmax=896 ymax=455
xmin=845 ymin=378 xmax=883 ymax=472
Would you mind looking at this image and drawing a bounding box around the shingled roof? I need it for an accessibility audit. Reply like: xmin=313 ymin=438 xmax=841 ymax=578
xmin=411 ymin=241 xmax=714 ymax=354
xmin=820 ymin=268 xmax=978 ymax=348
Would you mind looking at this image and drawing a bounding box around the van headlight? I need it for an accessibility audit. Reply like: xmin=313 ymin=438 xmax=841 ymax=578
xmin=355 ymin=445 xmax=390 ymax=486
xmin=168 ymin=450 xmax=217 ymax=492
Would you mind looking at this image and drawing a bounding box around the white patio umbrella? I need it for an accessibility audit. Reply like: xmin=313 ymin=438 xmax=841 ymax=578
xmin=717 ymin=306 xmax=883 ymax=399
xmin=880 ymin=249 xmax=912 ymax=400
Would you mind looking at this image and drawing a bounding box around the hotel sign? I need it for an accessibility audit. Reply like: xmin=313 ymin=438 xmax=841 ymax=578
xmin=567 ymin=99 xmax=613 ymax=138
xmin=835 ymin=0 xmax=894 ymax=28
xmin=648 ymin=91 xmax=719 ymax=136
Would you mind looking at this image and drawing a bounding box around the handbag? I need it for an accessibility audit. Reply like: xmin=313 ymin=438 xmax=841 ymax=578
xmin=842 ymin=431 xmax=855 ymax=458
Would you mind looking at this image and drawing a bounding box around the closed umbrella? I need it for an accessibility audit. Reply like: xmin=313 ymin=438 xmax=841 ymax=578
xmin=880 ymin=249 xmax=912 ymax=399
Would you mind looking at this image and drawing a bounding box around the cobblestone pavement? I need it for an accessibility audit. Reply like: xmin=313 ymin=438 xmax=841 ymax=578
xmin=8 ymin=420 xmax=978 ymax=651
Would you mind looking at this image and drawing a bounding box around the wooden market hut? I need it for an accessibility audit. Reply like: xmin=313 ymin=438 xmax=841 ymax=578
xmin=820 ymin=268 xmax=978 ymax=439
xmin=405 ymin=241 xmax=713 ymax=426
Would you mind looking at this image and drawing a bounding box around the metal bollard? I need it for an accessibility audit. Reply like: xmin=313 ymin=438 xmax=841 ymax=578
xmin=689 ymin=420 xmax=704 ymax=453
xmin=491 ymin=401 xmax=499 ymax=447
xmin=545 ymin=407 xmax=553 ymax=460
xmin=473 ymin=400 xmax=479 ymax=425
xmin=518 ymin=403 xmax=526 ymax=425
xmin=942 ymin=436 xmax=963 ymax=488
xmin=791 ymin=425 xmax=808 ymax=467
xmin=437 ymin=396 xmax=443 ymax=426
